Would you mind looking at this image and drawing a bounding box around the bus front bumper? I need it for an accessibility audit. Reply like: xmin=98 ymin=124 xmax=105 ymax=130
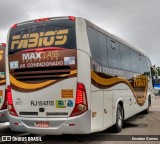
xmin=0 ymin=109 xmax=9 ymax=122
xmin=9 ymin=111 xmax=91 ymax=135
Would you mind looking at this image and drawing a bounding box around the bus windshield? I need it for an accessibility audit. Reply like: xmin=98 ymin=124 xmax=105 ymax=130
xmin=9 ymin=19 xmax=76 ymax=54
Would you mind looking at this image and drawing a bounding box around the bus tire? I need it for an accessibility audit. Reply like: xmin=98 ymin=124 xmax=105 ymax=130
xmin=114 ymin=104 xmax=123 ymax=133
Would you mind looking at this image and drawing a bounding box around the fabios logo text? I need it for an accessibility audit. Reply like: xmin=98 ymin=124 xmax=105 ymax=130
xmin=11 ymin=29 xmax=68 ymax=50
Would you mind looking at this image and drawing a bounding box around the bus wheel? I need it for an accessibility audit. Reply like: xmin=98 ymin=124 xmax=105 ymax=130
xmin=114 ymin=104 xmax=123 ymax=133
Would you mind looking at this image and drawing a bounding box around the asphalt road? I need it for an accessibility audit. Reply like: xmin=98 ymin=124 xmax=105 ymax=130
xmin=0 ymin=96 xmax=160 ymax=144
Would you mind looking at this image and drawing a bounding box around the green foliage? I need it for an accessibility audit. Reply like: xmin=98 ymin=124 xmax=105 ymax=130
xmin=157 ymin=67 xmax=160 ymax=76
xmin=152 ymin=66 xmax=160 ymax=77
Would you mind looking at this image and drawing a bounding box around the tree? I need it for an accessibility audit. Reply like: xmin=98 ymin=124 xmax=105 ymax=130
xmin=157 ymin=67 xmax=160 ymax=76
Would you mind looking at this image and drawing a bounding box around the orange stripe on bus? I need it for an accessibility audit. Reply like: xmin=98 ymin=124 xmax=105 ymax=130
xmin=10 ymin=74 xmax=55 ymax=89
xmin=91 ymin=71 xmax=148 ymax=106
xmin=0 ymin=79 xmax=5 ymax=84
xmin=10 ymin=70 xmax=77 ymax=90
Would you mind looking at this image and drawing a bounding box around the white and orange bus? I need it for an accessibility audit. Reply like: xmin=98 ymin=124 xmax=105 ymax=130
xmin=6 ymin=16 xmax=155 ymax=134
xmin=0 ymin=43 xmax=8 ymax=122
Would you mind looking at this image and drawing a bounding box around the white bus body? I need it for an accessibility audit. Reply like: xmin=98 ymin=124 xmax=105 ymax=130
xmin=6 ymin=17 xmax=154 ymax=134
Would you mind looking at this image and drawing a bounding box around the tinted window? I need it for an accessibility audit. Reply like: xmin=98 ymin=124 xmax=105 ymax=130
xmin=87 ymin=27 xmax=108 ymax=66
xmin=138 ymin=55 xmax=149 ymax=74
xmin=147 ymin=57 xmax=152 ymax=67
xmin=9 ymin=19 xmax=76 ymax=54
xmin=130 ymin=49 xmax=139 ymax=72
xmin=139 ymin=54 xmax=145 ymax=74
xmin=107 ymin=38 xmax=121 ymax=69
xmin=120 ymin=44 xmax=131 ymax=71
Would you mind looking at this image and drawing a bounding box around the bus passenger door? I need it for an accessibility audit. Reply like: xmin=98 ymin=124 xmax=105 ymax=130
xmin=103 ymin=90 xmax=113 ymax=129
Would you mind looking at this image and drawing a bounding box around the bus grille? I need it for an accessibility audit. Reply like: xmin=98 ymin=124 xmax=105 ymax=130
xmin=12 ymin=66 xmax=71 ymax=81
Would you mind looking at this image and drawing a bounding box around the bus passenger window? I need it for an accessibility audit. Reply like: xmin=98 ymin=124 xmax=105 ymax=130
xmin=107 ymin=38 xmax=121 ymax=69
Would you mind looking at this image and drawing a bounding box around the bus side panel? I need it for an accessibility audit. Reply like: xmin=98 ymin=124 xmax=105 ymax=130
xmin=103 ymin=90 xmax=113 ymax=129
xmin=113 ymin=84 xmax=140 ymax=121
xmin=91 ymin=91 xmax=103 ymax=132
xmin=125 ymin=88 xmax=135 ymax=119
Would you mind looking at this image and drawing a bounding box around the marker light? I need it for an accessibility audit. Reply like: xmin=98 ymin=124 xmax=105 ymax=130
xmin=68 ymin=16 xmax=76 ymax=21
xmin=35 ymin=18 xmax=50 ymax=22
xmin=11 ymin=24 xmax=17 ymax=29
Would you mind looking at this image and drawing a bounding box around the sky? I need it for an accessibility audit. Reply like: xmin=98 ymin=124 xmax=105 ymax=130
xmin=0 ymin=0 xmax=160 ymax=66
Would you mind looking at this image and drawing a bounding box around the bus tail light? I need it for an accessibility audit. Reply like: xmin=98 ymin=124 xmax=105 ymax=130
xmin=35 ymin=18 xmax=50 ymax=22
xmin=70 ymin=83 xmax=88 ymax=117
xmin=0 ymin=89 xmax=7 ymax=110
xmin=7 ymin=85 xmax=18 ymax=116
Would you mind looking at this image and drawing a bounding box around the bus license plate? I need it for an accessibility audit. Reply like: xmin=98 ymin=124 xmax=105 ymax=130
xmin=35 ymin=121 xmax=50 ymax=128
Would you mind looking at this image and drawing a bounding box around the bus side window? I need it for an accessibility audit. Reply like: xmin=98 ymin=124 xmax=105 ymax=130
xmin=130 ymin=49 xmax=139 ymax=73
xmin=143 ymin=57 xmax=152 ymax=79
xmin=138 ymin=54 xmax=145 ymax=74
xmin=87 ymin=27 xmax=108 ymax=66
xmin=120 ymin=44 xmax=131 ymax=71
xmin=107 ymin=38 xmax=121 ymax=69
xmin=143 ymin=56 xmax=151 ymax=77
